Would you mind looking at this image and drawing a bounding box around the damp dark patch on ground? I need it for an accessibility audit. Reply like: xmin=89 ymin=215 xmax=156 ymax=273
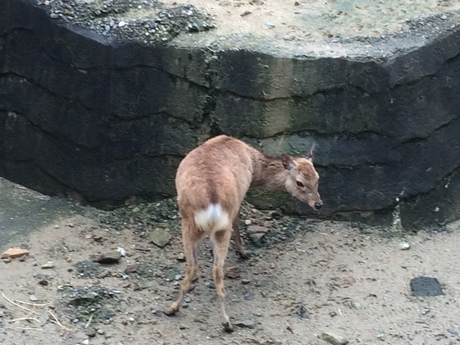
xmin=57 ymin=284 xmax=120 ymax=324
xmin=96 ymin=197 xmax=323 ymax=254
xmin=410 ymin=276 xmax=445 ymax=297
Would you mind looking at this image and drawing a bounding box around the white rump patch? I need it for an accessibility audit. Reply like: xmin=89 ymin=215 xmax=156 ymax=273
xmin=194 ymin=204 xmax=230 ymax=233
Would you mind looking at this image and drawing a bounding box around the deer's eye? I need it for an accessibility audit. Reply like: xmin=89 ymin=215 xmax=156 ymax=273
xmin=296 ymin=181 xmax=304 ymax=188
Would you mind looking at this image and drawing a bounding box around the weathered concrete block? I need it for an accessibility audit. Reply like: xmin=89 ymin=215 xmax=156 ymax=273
xmin=1 ymin=0 xmax=460 ymax=230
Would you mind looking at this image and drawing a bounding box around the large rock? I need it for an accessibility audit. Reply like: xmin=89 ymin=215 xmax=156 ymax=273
xmin=1 ymin=0 xmax=460 ymax=230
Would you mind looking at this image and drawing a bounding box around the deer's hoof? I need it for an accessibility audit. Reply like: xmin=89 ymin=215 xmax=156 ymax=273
xmin=164 ymin=305 xmax=178 ymax=316
xmin=222 ymin=321 xmax=234 ymax=333
xmin=238 ymin=250 xmax=250 ymax=260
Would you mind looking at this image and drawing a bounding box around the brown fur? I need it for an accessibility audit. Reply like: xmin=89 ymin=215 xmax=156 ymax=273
xmin=164 ymin=135 xmax=322 ymax=331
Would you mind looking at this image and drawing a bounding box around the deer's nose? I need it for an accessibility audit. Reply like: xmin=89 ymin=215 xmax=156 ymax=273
xmin=314 ymin=201 xmax=323 ymax=210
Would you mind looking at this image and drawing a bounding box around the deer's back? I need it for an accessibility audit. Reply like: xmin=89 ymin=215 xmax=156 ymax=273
xmin=176 ymin=136 xmax=254 ymax=216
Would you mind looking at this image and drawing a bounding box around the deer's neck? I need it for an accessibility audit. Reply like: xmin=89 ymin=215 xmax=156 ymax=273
xmin=251 ymin=152 xmax=287 ymax=191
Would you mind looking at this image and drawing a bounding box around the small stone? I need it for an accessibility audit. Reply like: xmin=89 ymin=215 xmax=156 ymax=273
xmin=124 ymin=263 xmax=140 ymax=273
xmin=92 ymin=232 xmax=104 ymax=241
xmin=241 ymin=279 xmax=251 ymax=285
xmin=92 ymin=251 xmax=122 ymax=264
xmin=234 ymin=319 xmax=256 ymax=329
xmin=320 ymin=332 xmax=349 ymax=345
xmin=298 ymin=305 xmax=309 ymax=319
xmin=176 ymin=253 xmax=186 ymax=262
xmin=29 ymin=295 xmax=39 ymax=302
xmin=283 ymin=35 xmax=296 ymax=41
xmin=343 ymin=276 xmax=356 ymax=285
xmin=2 ymin=248 xmax=29 ymax=259
xmin=447 ymin=329 xmax=459 ymax=336
xmin=97 ymin=329 xmax=105 ymax=335
xmin=244 ymin=219 xmax=252 ymax=225
xmin=2 ymin=258 xmax=12 ymax=263
xmin=247 ymin=225 xmax=269 ymax=234
xmin=86 ymin=328 xmax=97 ymax=337
xmin=38 ymin=278 xmax=49 ymax=286
xmin=118 ymin=20 xmax=126 ymax=27
xmin=50 ymin=13 xmax=59 ymax=19
xmin=399 ymin=242 xmax=410 ymax=250
xmin=247 ymin=225 xmax=269 ymax=246
xmin=179 ymin=324 xmax=188 ymax=330
xmin=175 ymin=274 xmax=182 ymax=280
xmin=117 ymin=247 xmax=126 ymax=256
xmin=226 ymin=266 xmax=240 ymax=279
xmin=265 ymin=22 xmax=275 ymax=28
xmin=41 ymin=261 xmax=54 ymax=269
xmin=149 ymin=228 xmax=173 ymax=247
xmin=193 ymin=312 xmax=209 ymax=324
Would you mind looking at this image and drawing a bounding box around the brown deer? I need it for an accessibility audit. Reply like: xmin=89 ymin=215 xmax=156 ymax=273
xmin=164 ymin=135 xmax=322 ymax=332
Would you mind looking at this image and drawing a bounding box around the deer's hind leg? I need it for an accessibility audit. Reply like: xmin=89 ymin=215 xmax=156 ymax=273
xmin=165 ymin=218 xmax=203 ymax=316
xmin=210 ymin=227 xmax=234 ymax=332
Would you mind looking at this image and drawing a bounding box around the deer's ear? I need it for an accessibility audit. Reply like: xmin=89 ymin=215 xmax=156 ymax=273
xmin=306 ymin=143 xmax=316 ymax=161
xmin=282 ymin=155 xmax=295 ymax=171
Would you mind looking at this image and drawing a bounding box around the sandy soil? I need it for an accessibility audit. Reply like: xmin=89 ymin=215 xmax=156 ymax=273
xmin=1 ymin=178 xmax=460 ymax=345
xmin=162 ymin=0 xmax=460 ymax=40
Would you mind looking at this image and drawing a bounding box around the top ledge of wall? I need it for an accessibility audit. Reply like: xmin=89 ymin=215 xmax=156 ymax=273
xmin=172 ymin=13 xmax=460 ymax=62
xmin=11 ymin=0 xmax=460 ymax=61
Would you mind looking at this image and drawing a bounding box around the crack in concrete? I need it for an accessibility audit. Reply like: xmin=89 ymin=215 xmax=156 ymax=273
xmin=0 ymin=107 xmax=103 ymax=152
xmin=394 ymin=116 xmax=460 ymax=148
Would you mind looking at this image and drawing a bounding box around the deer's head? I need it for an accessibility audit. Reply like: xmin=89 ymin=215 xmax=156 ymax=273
xmin=282 ymin=146 xmax=322 ymax=210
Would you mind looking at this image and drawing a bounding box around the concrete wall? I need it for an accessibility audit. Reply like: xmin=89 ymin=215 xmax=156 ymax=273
xmin=1 ymin=0 xmax=460 ymax=230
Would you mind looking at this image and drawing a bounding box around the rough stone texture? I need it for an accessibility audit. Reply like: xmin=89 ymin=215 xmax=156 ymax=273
xmin=1 ymin=0 xmax=460 ymax=230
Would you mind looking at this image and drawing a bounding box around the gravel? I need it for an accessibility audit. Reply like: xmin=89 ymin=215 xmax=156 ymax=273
xmin=37 ymin=0 xmax=215 ymax=44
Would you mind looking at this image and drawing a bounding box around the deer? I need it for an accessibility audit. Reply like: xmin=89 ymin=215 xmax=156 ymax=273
xmin=164 ymin=135 xmax=322 ymax=332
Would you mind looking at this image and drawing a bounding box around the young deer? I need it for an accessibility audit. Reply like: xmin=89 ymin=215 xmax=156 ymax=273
xmin=164 ymin=135 xmax=322 ymax=332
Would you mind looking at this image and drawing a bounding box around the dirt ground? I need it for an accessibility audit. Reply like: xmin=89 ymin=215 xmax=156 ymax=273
xmin=4 ymin=2 xmax=460 ymax=343
xmin=1 ymin=177 xmax=460 ymax=345
xmin=161 ymin=0 xmax=460 ymax=40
